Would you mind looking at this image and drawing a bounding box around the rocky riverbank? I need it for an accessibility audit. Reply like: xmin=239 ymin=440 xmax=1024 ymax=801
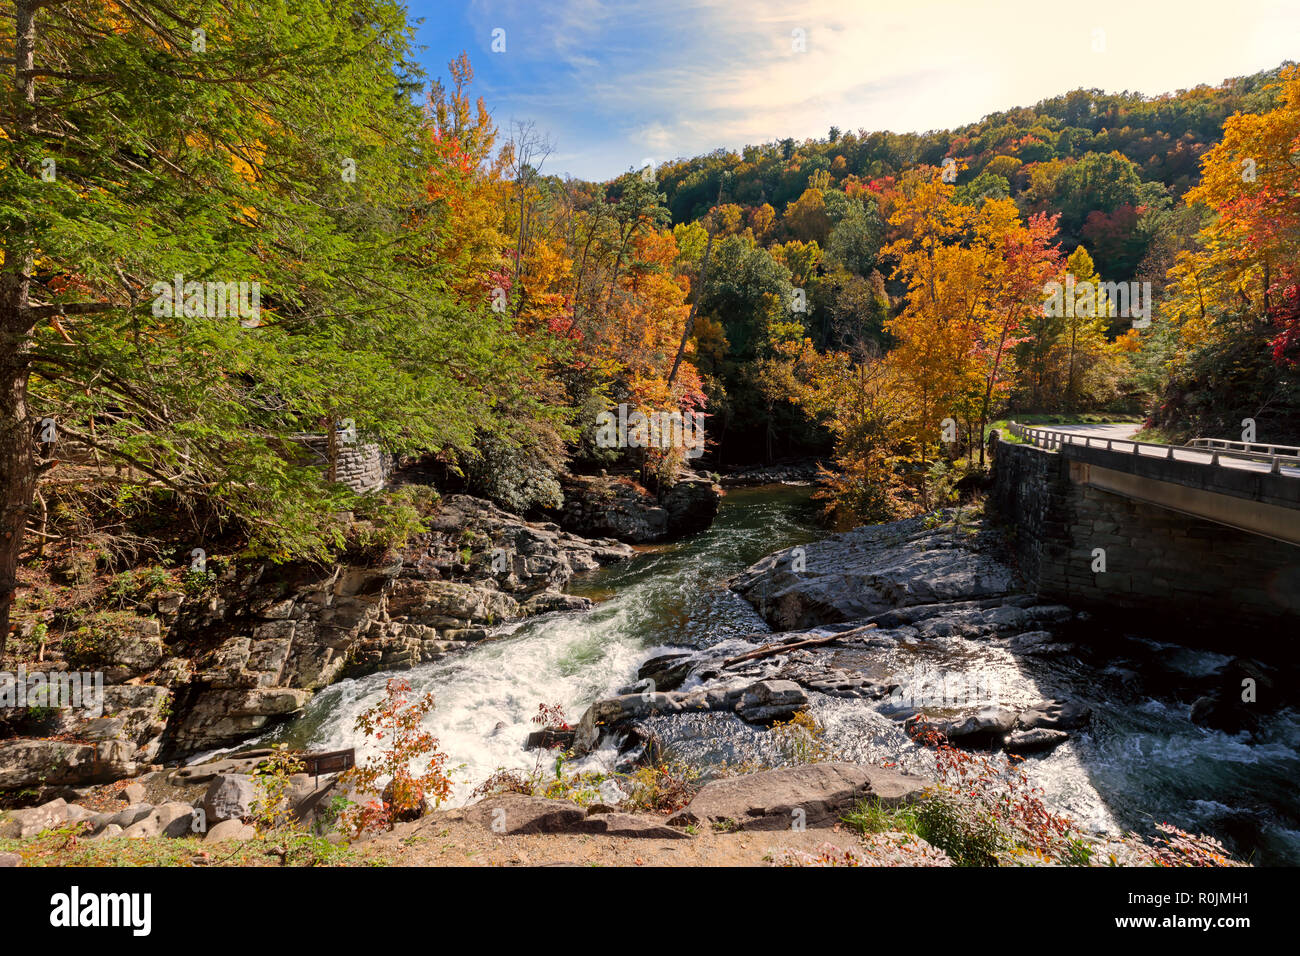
xmin=562 ymin=511 xmax=1100 ymax=765
xmin=551 ymin=470 xmax=723 ymax=542
xmin=0 ymin=489 xmax=646 ymax=798
xmin=0 ymin=499 xmax=1269 ymax=866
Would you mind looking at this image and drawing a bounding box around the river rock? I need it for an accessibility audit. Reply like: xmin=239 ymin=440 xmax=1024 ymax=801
xmin=736 ymin=680 xmax=807 ymax=722
xmin=521 ymin=593 xmax=593 ymax=615
xmin=202 ymin=774 xmax=256 ymax=824
xmin=524 ymin=727 xmax=575 ymax=751
xmin=718 ymin=460 xmax=823 ymax=485
xmin=204 ymin=819 xmax=256 ymax=843
xmin=1190 ymin=658 xmax=1273 ymax=735
xmin=554 ymin=472 xmax=722 ymax=543
xmin=98 ymin=804 xmax=156 ymax=831
xmin=1006 ymin=630 xmax=1075 ymax=656
xmin=1002 ymin=728 xmax=1071 ymax=753
xmin=1017 ymin=699 xmax=1091 ymax=732
xmin=657 ymin=473 xmax=725 ymax=539
xmin=667 ymin=762 xmax=925 ymax=831
xmin=572 ymin=680 xmax=808 ymax=753
xmin=464 ymin=794 xmax=588 ymax=834
xmin=123 ymin=783 xmax=147 ymax=804
xmin=730 ymin=514 xmax=1022 ymax=630
xmin=158 ymin=801 xmax=199 ymax=837
xmin=0 ymin=798 xmax=69 ymax=838
xmin=636 ymin=653 xmax=695 ymax=693
xmin=122 ymin=811 xmax=162 ymax=839
xmin=916 ymin=706 xmax=1019 ymax=748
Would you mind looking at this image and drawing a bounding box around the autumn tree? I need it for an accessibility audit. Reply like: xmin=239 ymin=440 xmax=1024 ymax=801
xmin=0 ymin=4 xmax=554 ymax=649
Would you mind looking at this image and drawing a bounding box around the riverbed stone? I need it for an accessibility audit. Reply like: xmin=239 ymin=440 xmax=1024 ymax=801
xmin=1003 ymin=728 xmax=1071 ymax=753
xmin=204 ymin=819 xmax=256 ymax=843
xmin=464 ymin=794 xmax=588 ymax=834
xmin=573 ymin=680 xmax=810 ymax=753
xmin=735 ymin=680 xmax=808 ymax=723
xmin=668 ymin=762 xmax=925 ymax=831
xmin=202 ymin=774 xmax=256 ymax=824
xmin=670 ymin=764 xmax=925 ymax=832
xmin=1017 ymin=699 xmax=1091 ymax=732
xmin=730 ymin=514 xmax=1022 ymax=630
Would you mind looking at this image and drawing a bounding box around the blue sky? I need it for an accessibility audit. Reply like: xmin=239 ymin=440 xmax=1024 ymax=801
xmin=409 ymin=0 xmax=1300 ymax=182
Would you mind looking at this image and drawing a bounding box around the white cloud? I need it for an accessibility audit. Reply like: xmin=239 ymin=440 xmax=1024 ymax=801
xmin=459 ymin=0 xmax=1300 ymax=180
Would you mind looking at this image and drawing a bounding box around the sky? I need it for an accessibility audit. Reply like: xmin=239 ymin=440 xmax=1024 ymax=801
xmin=408 ymin=0 xmax=1300 ymax=182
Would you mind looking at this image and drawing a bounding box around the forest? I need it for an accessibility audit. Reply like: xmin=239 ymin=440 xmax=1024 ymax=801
xmin=2 ymin=0 xmax=1298 ymax=648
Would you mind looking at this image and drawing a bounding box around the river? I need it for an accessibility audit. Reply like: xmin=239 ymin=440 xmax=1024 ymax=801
xmin=263 ymin=484 xmax=1300 ymax=864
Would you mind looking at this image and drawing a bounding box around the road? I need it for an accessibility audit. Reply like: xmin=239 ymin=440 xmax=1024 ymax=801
xmin=1022 ymin=421 xmax=1300 ymax=479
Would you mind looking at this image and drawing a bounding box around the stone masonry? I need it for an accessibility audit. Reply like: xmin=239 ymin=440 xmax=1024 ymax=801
xmin=992 ymin=438 xmax=1300 ymax=632
xmin=290 ymin=435 xmax=391 ymax=494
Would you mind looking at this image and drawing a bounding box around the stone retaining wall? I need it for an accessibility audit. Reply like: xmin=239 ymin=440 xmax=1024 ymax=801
xmin=991 ymin=439 xmax=1300 ymax=630
xmin=290 ymin=435 xmax=391 ymax=494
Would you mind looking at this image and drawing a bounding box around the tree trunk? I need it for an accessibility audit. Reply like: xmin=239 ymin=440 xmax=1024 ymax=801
xmin=0 ymin=0 xmax=42 ymax=655
xmin=667 ymin=228 xmax=714 ymax=386
xmin=0 ymin=303 xmax=36 ymax=657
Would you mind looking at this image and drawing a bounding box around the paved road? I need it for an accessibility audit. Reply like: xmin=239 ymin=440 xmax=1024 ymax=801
xmin=1021 ymin=421 xmax=1300 ymax=479
xmin=1047 ymin=421 xmax=1142 ymax=442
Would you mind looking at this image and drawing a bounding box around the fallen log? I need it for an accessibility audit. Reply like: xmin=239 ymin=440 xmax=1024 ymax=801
xmin=722 ymin=624 xmax=877 ymax=667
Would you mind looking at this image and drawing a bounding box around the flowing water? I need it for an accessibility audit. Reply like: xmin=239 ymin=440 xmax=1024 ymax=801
xmin=263 ymin=485 xmax=1300 ymax=865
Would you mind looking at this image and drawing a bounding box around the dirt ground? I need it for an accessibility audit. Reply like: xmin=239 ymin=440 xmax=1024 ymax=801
xmin=363 ymin=808 xmax=874 ymax=866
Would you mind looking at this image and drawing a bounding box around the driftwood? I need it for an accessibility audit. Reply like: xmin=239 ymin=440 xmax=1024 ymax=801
xmin=722 ymin=624 xmax=877 ymax=668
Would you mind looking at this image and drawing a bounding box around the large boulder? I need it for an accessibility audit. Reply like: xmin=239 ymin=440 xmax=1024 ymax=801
xmin=385 ymin=579 xmax=520 ymax=627
xmin=731 ymin=515 xmax=1021 ymax=630
xmin=0 ymin=739 xmax=137 ymax=790
xmin=572 ymin=680 xmax=809 ymax=753
xmin=202 ymin=774 xmax=256 ymax=824
xmin=657 ymin=474 xmax=723 ymax=539
xmin=554 ymin=473 xmax=722 ymax=544
xmin=934 ymin=706 xmax=1019 ymax=748
xmin=1190 ymin=658 xmax=1274 ymax=735
xmin=736 ymin=680 xmax=808 ymax=723
xmin=462 ymin=795 xmax=690 ymax=839
xmin=0 ymin=798 xmax=71 ymax=839
xmin=668 ymin=762 xmax=926 ymax=832
xmin=167 ymin=688 xmax=310 ymax=755
xmin=1016 ymin=699 xmax=1091 ymax=732
xmin=636 ymin=653 xmax=695 ymax=693
xmin=463 ymin=794 xmax=587 ymax=835
xmin=204 ymin=819 xmax=255 ymax=843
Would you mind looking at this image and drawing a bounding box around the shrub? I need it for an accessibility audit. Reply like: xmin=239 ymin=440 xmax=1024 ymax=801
xmin=464 ymin=429 xmax=564 ymax=514
xmin=250 ymin=745 xmax=306 ymax=836
xmin=339 ymin=678 xmax=452 ymax=836
xmin=770 ymin=710 xmax=836 ymax=764
xmin=350 ymin=485 xmax=439 ymax=551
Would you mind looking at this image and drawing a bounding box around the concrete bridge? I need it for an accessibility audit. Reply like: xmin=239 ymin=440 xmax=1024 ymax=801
xmin=992 ymin=422 xmax=1300 ymax=628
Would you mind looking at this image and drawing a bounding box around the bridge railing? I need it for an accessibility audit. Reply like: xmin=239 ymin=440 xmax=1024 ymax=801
xmin=1187 ymin=437 xmax=1300 ymax=459
xmin=1005 ymin=422 xmax=1299 ymax=477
